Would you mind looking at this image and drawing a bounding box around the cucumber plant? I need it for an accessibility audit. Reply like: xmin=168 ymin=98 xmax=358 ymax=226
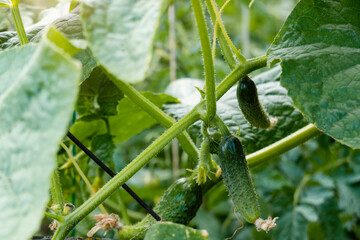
xmin=0 ymin=0 xmax=359 ymax=240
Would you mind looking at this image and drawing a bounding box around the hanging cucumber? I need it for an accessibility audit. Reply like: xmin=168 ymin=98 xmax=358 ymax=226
xmin=237 ymin=76 xmax=277 ymax=129
xmin=218 ymin=135 xmax=260 ymax=223
xmin=117 ymin=177 xmax=203 ymax=239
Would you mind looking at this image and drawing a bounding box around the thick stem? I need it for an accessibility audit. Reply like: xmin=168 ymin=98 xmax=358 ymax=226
xmin=191 ymin=0 xmax=216 ymax=122
xmin=105 ymin=71 xmax=199 ymax=161
xmin=247 ymin=124 xmax=322 ymax=167
xmin=10 ymin=2 xmax=28 ymax=45
xmin=216 ymin=55 xmax=267 ymax=100
xmin=50 ymin=170 xmax=64 ymax=209
xmin=52 ymin=107 xmax=201 ymax=240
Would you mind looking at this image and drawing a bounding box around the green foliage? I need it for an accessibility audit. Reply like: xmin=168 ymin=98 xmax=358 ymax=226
xmin=80 ymin=0 xmax=166 ymax=83
xmin=0 ymin=31 xmax=80 ymax=239
xmin=0 ymin=0 xmax=359 ymax=239
xmin=109 ymin=92 xmax=178 ymax=143
xmin=267 ymin=0 xmax=360 ymax=149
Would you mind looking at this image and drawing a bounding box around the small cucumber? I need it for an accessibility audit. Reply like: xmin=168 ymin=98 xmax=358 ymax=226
xmin=237 ymin=76 xmax=276 ymax=129
xmin=218 ymin=135 xmax=260 ymax=223
xmin=118 ymin=177 xmax=202 ymax=239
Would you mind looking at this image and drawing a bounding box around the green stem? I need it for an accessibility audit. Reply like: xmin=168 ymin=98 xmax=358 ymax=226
xmin=208 ymin=0 xmax=246 ymax=63
xmin=105 ymin=70 xmax=199 ymax=161
xmin=53 ymin=107 xmax=201 ymax=240
xmin=205 ymin=0 xmax=236 ymax=69
xmin=216 ymin=55 xmax=267 ymax=100
xmin=213 ymin=115 xmax=231 ymax=136
xmin=191 ymin=0 xmax=216 ymax=122
xmin=53 ymin=57 xmax=269 ymax=240
xmin=44 ymin=212 xmax=64 ymax=223
xmin=0 ymin=3 xmax=10 ymax=8
xmin=10 ymin=1 xmax=28 ymax=45
xmin=50 ymin=170 xmax=64 ymax=209
xmin=247 ymin=124 xmax=322 ymax=167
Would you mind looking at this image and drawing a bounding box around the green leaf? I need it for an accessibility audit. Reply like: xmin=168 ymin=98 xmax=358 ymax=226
xmin=0 ymin=7 xmax=83 ymax=50
xmin=91 ymin=134 xmax=116 ymax=170
xmin=81 ymin=0 xmax=166 ymax=83
xmin=144 ymin=222 xmax=209 ymax=240
xmin=337 ymin=182 xmax=360 ymax=218
xmin=74 ymin=48 xmax=98 ymax=82
xmin=0 ymin=37 xmax=80 ymax=239
xmin=109 ymin=92 xmax=178 ymax=143
xmin=69 ymin=119 xmax=107 ymax=146
xmin=165 ymin=67 xmax=309 ymax=153
xmin=76 ymin=67 xmax=123 ymax=116
xmin=300 ymin=186 xmax=334 ymax=206
xmin=267 ymin=0 xmax=360 ymax=149
xmin=273 ymin=207 xmax=308 ymax=240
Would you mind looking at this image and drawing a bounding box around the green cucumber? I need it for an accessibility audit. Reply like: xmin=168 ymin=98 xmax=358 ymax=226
xmin=118 ymin=177 xmax=202 ymax=239
xmin=218 ymin=135 xmax=260 ymax=223
xmin=237 ymin=76 xmax=276 ymax=129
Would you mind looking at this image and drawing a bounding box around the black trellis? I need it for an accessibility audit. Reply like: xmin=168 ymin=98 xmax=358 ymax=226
xmin=66 ymin=131 xmax=161 ymax=221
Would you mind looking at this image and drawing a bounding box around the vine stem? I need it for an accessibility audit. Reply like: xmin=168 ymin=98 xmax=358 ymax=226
xmin=53 ymin=56 xmax=268 ymax=240
xmin=209 ymin=0 xmax=246 ymax=63
xmin=205 ymin=0 xmax=236 ymax=69
xmin=213 ymin=115 xmax=231 ymax=136
xmin=247 ymin=124 xmax=322 ymax=167
xmin=10 ymin=0 xmax=28 ymax=45
xmin=191 ymin=0 xmax=216 ymax=122
xmin=44 ymin=212 xmax=64 ymax=223
xmin=53 ymin=107 xmax=201 ymax=240
xmin=50 ymin=170 xmax=65 ymax=209
xmin=105 ymin=70 xmax=199 ymax=162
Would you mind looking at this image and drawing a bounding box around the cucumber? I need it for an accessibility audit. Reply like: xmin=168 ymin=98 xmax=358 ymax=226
xmin=218 ymin=135 xmax=260 ymax=223
xmin=118 ymin=177 xmax=202 ymax=239
xmin=237 ymin=76 xmax=276 ymax=129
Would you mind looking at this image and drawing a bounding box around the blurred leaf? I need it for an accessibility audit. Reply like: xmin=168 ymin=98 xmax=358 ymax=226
xmin=318 ymin=200 xmax=346 ymax=240
xmin=267 ymin=0 xmax=360 ymax=149
xmin=74 ymin=48 xmax=98 ymax=81
xmin=165 ymin=66 xmax=309 ymax=153
xmin=144 ymin=222 xmax=209 ymax=240
xmin=76 ymin=67 xmax=123 ymax=116
xmin=81 ymin=0 xmax=166 ymax=83
xmin=192 ymin=208 xmax=222 ymax=240
xmin=300 ymin=186 xmax=334 ymax=206
xmin=70 ymin=119 xmax=107 ymax=146
xmin=109 ymin=92 xmax=178 ymax=143
xmin=296 ymin=205 xmax=318 ymax=222
xmin=0 ymin=34 xmax=80 ymax=239
xmin=273 ymin=206 xmax=308 ymax=240
xmin=337 ymin=182 xmax=360 ymax=218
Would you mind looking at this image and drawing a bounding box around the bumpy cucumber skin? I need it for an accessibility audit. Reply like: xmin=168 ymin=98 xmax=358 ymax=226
xmin=118 ymin=177 xmax=202 ymax=239
xmin=237 ymin=76 xmax=271 ymax=129
xmin=218 ymin=135 xmax=260 ymax=223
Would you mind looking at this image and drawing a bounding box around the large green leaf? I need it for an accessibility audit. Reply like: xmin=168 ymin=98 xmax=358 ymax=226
xmin=80 ymin=0 xmax=166 ymax=83
xmin=164 ymin=67 xmax=308 ymax=154
xmin=144 ymin=222 xmax=209 ymax=240
xmin=109 ymin=92 xmax=178 ymax=143
xmin=267 ymin=0 xmax=360 ymax=149
xmin=0 ymin=7 xmax=83 ymax=50
xmin=0 ymin=37 xmax=80 ymax=239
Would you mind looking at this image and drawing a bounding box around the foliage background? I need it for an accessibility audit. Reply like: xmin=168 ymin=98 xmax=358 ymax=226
xmin=1 ymin=0 xmax=359 ymax=239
